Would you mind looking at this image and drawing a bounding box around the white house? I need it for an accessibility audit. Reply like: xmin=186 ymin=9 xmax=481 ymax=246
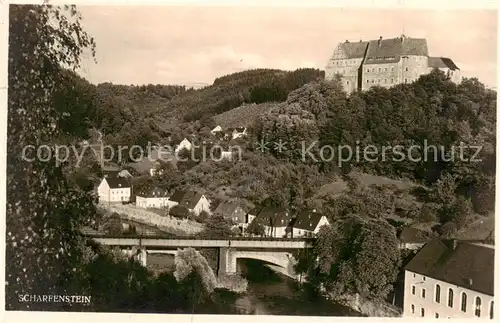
xmin=174 ymin=138 xmax=192 ymax=153
xmin=136 ymin=187 xmax=169 ymax=209
xmin=289 ymin=210 xmax=329 ymax=238
xmin=403 ymin=239 xmax=494 ymax=319
xmin=210 ymin=125 xmax=222 ymax=135
xmin=232 ymin=127 xmax=248 ymax=139
xmin=98 ymin=177 xmax=131 ymax=203
xmin=168 ymin=190 xmax=211 ymax=215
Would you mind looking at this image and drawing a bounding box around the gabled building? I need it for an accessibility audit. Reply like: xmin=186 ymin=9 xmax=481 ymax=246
xmin=288 ymin=210 xmax=329 ymax=238
xmin=325 ymin=34 xmax=461 ymax=93
xmin=428 ymin=57 xmax=461 ymax=84
xmin=136 ymin=187 xmax=169 ymax=209
xmin=403 ymin=239 xmax=494 ymax=319
xmin=174 ymin=138 xmax=192 ymax=153
xmin=249 ymin=206 xmax=292 ymax=238
xmin=168 ymin=190 xmax=211 ymax=216
xmin=231 ymin=127 xmax=248 ymax=139
xmin=211 ymin=125 xmax=223 ymax=135
xmin=214 ymin=200 xmax=247 ymax=225
xmin=97 ymin=177 xmax=131 ymax=203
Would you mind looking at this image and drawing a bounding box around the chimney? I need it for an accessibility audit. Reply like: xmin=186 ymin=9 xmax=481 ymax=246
xmin=378 ymin=36 xmax=382 ymax=47
xmin=468 ymin=278 xmax=473 ymax=286
xmin=345 ymin=39 xmax=349 ymax=43
xmin=312 ymin=209 xmax=317 ymax=212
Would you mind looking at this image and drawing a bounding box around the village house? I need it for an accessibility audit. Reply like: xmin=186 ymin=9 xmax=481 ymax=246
xmin=214 ymin=200 xmax=248 ymax=227
xmin=248 ymin=206 xmax=292 ymax=238
xmin=97 ymin=176 xmax=132 ymax=203
xmin=231 ymin=127 xmax=248 ymax=139
xmin=398 ymin=227 xmax=435 ymax=250
xmin=403 ymin=239 xmax=494 ymax=319
xmin=174 ymin=138 xmax=192 ymax=153
xmin=287 ymin=210 xmax=329 ymax=238
xmin=325 ymin=34 xmax=462 ymax=93
xmin=210 ymin=125 xmax=223 ymax=135
xmin=135 ymin=187 xmax=169 ymax=209
xmin=168 ymin=190 xmax=211 ymax=216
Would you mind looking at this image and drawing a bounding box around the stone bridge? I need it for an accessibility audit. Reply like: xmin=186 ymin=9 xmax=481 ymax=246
xmin=83 ymin=229 xmax=314 ymax=279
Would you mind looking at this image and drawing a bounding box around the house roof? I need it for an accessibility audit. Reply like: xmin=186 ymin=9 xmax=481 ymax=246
xmin=398 ymin=227 xmax=433 ymax=244
xmin=214 ymin=201 xmax=244 ymax=216
xmin=405 ymin=239 xmax=494 ymax=296
xmin=338 ymin=41 xmax=369 ymax=59
xmin=292 ymin=210 xmax=325 ymax=231
xmin=105 ymin=177 xmax=131 ymax=189
xmin=364 ymin=36 xmax=428 ymax=64
xmin=428 ymin=56 xmax=460 ymax=70
xmin=169 ymin=190 xmax=203 ymax=209
xmin=253 ymin=206 xmax=291 ymax=227
xmin=137 ymin=186 xmax=168 ymax=198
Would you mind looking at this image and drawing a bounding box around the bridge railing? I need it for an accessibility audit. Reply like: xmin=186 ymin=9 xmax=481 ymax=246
xmin=80 ymin=227 xmax=316 ymax=242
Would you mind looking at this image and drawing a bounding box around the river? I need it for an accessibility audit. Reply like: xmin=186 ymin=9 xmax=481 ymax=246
xmin=123 ymin=219 xmax=361 ymax=316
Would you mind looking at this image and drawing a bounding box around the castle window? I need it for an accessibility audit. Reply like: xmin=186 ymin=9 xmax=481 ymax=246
xmin=391 ymin=78 xmax=394 ymax=83
xmin=366 ymin=80 xmax=369 ymax=83
xmin=448 ymin=288 xmax=454 ymax=308
xmin=405 ymin=67 xmax=409 ymax=71
xmin=435 ymin=284 xmax=441 ymax=303
xmin=377 ymin=79 xmax=380 ymax=83
xmin=391 ymin=67 xmax=395 ymax=72
xmin=367 ymin=69 xmax=370 ymax=73
xmin=421 ymin=288 xmax=426 ymax=299
xmin=461 ymin=292 xmax=467 ymax=312
xmin=384 ymin=68 xmax=388 ymax=72
xmin=404 ymin=78 xmax=408 ymax=83
xmin=411 ymin=285 xmax=416 ymax=295
xmin=475 ymin=297 xmax=481 ymax=317
xmin=378 ymin=68 xmax=381 ymax=72
xmin=371 ymin=80 xmax=375 ymax=83
xmin=421 ymin=308 xmax=425 ymax=317
xmin=411 ymin=305 xmax=415 ymax=314
xmin=384 ymin=79 xmax=387 ymax=84
xmin=490 ymin=301 xmax=494 ymax=319
xmin=346 ymin=81 xmax=349 ymax=84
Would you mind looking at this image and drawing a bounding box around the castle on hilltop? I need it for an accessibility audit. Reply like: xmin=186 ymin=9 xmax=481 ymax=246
xmin=325 ymin=34 xmax=462 ymax=93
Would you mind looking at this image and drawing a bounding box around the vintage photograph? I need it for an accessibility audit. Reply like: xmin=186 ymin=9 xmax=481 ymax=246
xmin=3 ymin=2 xmax=497 ymax=320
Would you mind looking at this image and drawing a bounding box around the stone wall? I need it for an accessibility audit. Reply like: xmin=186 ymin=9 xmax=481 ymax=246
xmin=100 ymin=203 xmax=203 ymax=234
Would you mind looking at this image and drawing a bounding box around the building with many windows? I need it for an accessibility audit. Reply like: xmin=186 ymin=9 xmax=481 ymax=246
xmin=403 ymin=239 xmax=494 ymax=319
xmin=325 ymin=34 xmax=461 ymax=93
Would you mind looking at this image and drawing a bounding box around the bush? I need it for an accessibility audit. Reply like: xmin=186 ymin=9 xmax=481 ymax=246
xmin=439 ymin=221 xmax=458 ymax=237
xmin=419 ymin=204 xmax=438 ymax=223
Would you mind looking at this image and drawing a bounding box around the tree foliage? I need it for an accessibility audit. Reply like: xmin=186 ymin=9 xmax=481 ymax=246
xmin=299 ymin=218 xmax=401 ymax=300
xmin=6 ymin=4 xmax=97 ymax=310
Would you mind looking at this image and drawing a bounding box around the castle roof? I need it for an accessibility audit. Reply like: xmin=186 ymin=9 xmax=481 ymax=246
xmin=338 ymin=41 xmax=369 ymax=59
xmin=364 ymin=36 xmax=428 ymax=64
xmin=428 ymin=56 xmax=460 ymax=70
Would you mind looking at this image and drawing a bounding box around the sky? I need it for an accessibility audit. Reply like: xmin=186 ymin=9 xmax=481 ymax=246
xmin=77 ymin=6 xmax=497 ymax=89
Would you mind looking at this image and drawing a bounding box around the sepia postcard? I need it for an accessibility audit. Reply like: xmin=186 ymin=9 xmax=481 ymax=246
xmin=0 ymin=0 xmax=497 ymax=322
